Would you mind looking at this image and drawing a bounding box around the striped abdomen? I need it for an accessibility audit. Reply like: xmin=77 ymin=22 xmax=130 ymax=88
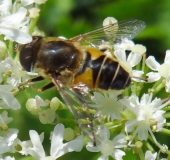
xmin=74 ymin=48 xmax=131 ymax=90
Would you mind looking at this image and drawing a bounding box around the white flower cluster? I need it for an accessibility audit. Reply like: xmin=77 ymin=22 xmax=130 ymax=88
xmin=81 ymin=17 xmax=170 ymax=160
xmin=0 ymin=0 xmax=84 ymax=160
xmin=0 ymin=2 xmax=169 ymax=159
xmin=85 ymin=38 xmax=169 ymax=160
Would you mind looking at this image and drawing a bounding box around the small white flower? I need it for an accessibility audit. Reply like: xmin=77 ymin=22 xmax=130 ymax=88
xmin=86 ymin=126 xmax=126 ymax=160
xmin=144 ymin=150 xmax=167 ymax=160
xmin=0 ymin=128 xmax=18 ymax=154
xmin=131 ymin=44 xmax=146 ymax=55
xmin=160 ymin=144 xmax=168 ymax=153
xmin=27 ymin=124 xmax=84 ymax=160
xmin=0 ymin=7 xmax=32 ymax=44
xmin=145 ymin=151 xmax=157 ymax=160
xmin=0 ymin=84 xmax=21 ymax=110
xmin=92 ymin=90 xmax=124 ymax=120
xmin=0 ymin=111 xmax=13 ymax=130
xmin=0 ymin=56 xmax=29 ymax=87
xmin=103 ymin=17 xmax=118 ymax=37
xmin=113 ymin=46 xmax=144 ymax=80
xmin=17 ymin=132 xmax=44 ymax=155
xmin=121 ymin=93 xmax=169 ymax=142
xmin=28 ymin=8 xmax=40 ymax=18
xmin=26 ymin=95 xmax=49 ymax=115
xmin=63 ymin=128 xmax=75 ymax=141
xmin=50 ymin=97 xmax=61 ymax=111
xmin=0 ymin=0 xmax=12 ymax=16
xmin=38 ymin=109 xmax=56 ymax=124
xmin=146 ymin=50 xmax=170 ymax=92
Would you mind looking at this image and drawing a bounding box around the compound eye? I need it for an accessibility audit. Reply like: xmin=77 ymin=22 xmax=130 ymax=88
xmin=19 ymin=44 xmax=33 ymax=72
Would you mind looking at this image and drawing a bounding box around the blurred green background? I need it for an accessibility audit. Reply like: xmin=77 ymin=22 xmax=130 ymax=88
xmin=13 ymin=0 xmax=170 ymax=159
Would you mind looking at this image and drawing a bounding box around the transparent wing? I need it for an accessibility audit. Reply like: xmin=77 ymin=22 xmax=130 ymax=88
xmin=70 ymin=19 xmax=146 ymax=45
xmin=51 ymin=77 xmax=99 ymax=146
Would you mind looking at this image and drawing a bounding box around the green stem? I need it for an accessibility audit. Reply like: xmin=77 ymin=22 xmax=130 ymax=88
xmin=142 ymin=53 xmax=146 ymax=72
xmin=135 ymin=61 xmax=141 ymax=71
xmin=162 ymin=128 xmax=170 ymax=136
xmin=148 ymin=134 xmax=170 ymax=155
xmin=153 ymin=82 xmax=164 ymax=97
xmin=148 ymin=135 xmax=161 ymax=148
xmin=58 ymin=118 xmax=76 ymax=124
xmin=8 ymin=41 xmax=14 ymax=57
xmin=164 ymin=123 xmax=170 ymax=127
xmin=163 ymin=104 xmax=170 ymax=111
xmin=136 ymin=148 xmax=145 ymax=160
xmin=163 ymin=112 xmax=170 ymax=118
xmin=145 ymin=141 xmax=155 ymax=152
xmin=29 ymin=17 xmax=39 ymax=34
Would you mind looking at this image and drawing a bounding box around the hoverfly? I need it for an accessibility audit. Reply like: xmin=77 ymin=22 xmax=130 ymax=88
xmin=19 ymin=18 xmax=145 ymax=146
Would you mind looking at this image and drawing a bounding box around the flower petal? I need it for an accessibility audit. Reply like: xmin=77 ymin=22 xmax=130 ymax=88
xmin=164 ymin=50 xmax=170 ymax=64
xmin=146 ymin=72 xmax=161 ymax=82
xmin=98 ymin=126 xmax=110 ymax=141
xmin=112 ymin=134 xmax=126 ymax=148
xmin=137 ymin=124 xmax=149 ymax=140
xmin=165 ymin=76 xmax=170 ymax=92
xmin=98 ymin=155 xmax=108 ymax=160
xmin=125 ymin=119 xmax=137 ymax=133
xmin=132 ymin=70 xmax=144 ymax=82
xmin=145 ymin=151 xmax=157 ymax=160
xmin=0 ymin=0 xmax=12 ymax=14
xmin=146 ymin=56 xmax=160 ymax=71
xmin=0 ymin=7 xmax=28 ymax=27
xmin=27 ymin=130 xmax=45 ymax=159
xmin=140 ymin=93 xmax=152 ymax=106
xmin=21 ymin=0 xmax=34 ymax=6
xmin=0 ymin=85 xmax=21 ymax=110
xmin=86 ymin=142 xmax=101 ymax=152
xmin=0 ymin=26 xmax=32 ymax=44
xmin=114 ymin=49 xmax=126 ymax=61
xmin=127 ymin=52 xmax=142 ymax=67
xmin=149 ymin=97 xmax=162 ymax=110
xmin=112 ymin=149 xmax=125 ymax=160
xmin=55 ymin=135 xmax=83 ymax=158
xmin=50 ymin=124 xmax=64 ymax=158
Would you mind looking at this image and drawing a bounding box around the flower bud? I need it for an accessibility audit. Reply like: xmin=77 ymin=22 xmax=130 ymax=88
xmin=64 ymin=127 xmax=75 ymax=141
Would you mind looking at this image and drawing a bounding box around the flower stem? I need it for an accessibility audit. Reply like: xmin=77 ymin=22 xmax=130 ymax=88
xmin=148 ymin=134 xmax=170 ymax=155
xmin=145 ymin=141 xmax=155 ymax=152
xmin=8 ymin=41 xmax=14 ymax=57
xmin=164 ymin=123 xmax=170 ymax=127
xmin=58 ymin=118 xmax=76 ymax=124
xmin=142 ymin=53 xmax=146 ymax=72
xmin=135 ymin=147 xmax=145 ymax=160
xmin=29 ymin=17 xmax=39 ymax=34
xmin=153 ymin=81 xmax=164 ymax=96
xmin=162 ymin=128 xmax=170 ymax=136
xmin=163 ymin=112 xmax=170 ymax=118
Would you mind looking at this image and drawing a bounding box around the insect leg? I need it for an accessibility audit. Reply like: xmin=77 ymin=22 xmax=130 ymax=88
xmin=29 ymin=76 xmax=45 ymax=82
xmin=38 ymin=83 xmax=54 ymax=92
xmin=18 ymin=76 xmax=55 ymax=92
xmin=18 ymin=76 xmax=44 ymax=89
